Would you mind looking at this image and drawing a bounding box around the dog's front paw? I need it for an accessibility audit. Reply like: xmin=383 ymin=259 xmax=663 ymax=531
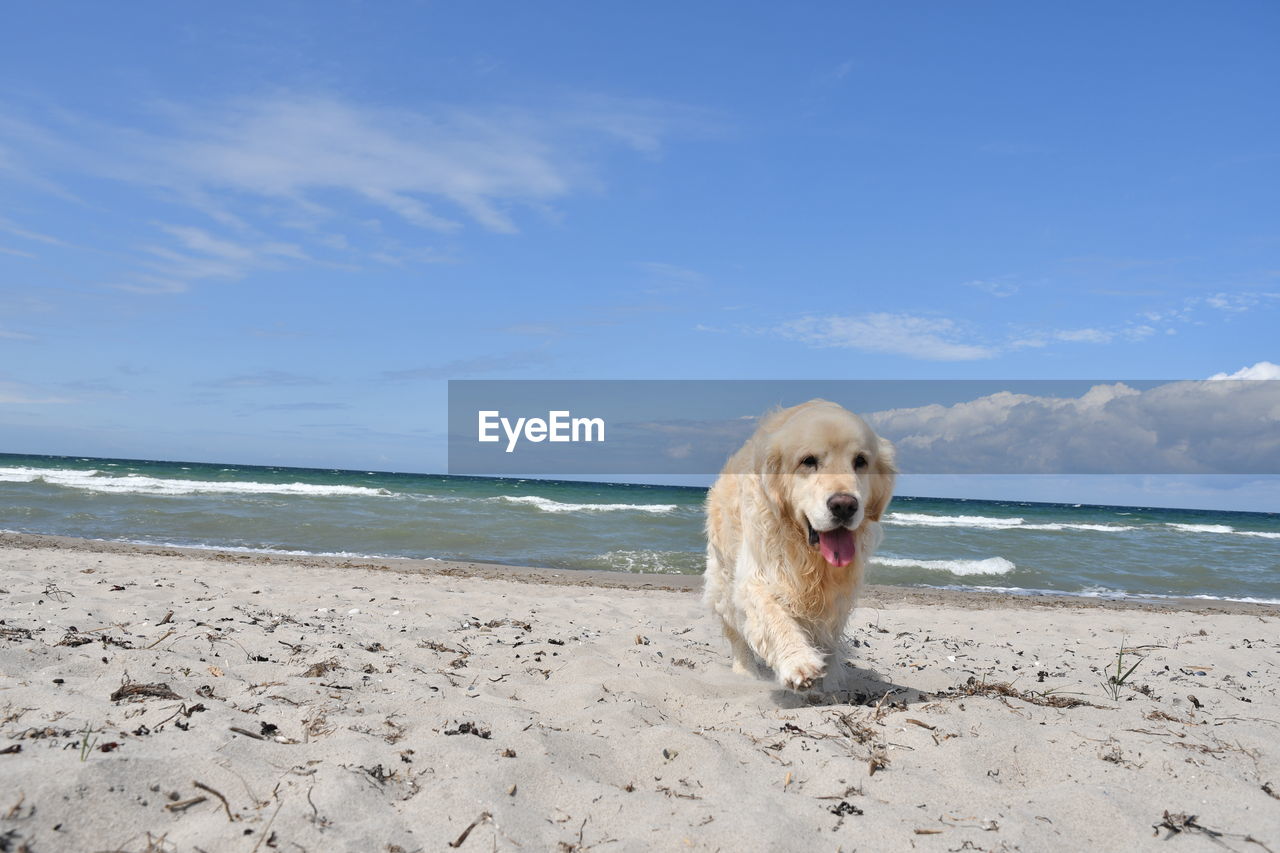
xmin=777 ymin=648 xmax=827 ymax=691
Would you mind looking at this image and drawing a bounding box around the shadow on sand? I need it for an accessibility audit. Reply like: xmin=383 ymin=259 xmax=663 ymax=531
xmin=767 ymin=664 xmax=931 ymax=710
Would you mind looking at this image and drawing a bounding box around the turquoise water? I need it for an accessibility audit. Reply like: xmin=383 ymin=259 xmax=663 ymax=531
xmin=1 ymin=453 xmax=1278 ymax=602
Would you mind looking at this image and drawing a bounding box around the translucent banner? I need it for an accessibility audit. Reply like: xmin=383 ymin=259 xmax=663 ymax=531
xmin=447 ymin=379 xmax=1280 ymax=476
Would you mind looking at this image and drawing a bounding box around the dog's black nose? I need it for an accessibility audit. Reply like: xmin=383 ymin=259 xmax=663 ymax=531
xmin=827 ymin=493 xmax=859 ymax=521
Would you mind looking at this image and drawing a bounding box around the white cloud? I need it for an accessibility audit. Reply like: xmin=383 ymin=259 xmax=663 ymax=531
xmin=639 ymin=261 xmax=704 ymax=283
xmin=1053 ymin=328 xmax=1112 ymax=344
xmin=865 ymin=380 xmax=1280 ymax=474
xmin=1209 ymin=361 xmax=1280 ymax=380
xmin=779 ymin=313 xmax=995 ymax=361
xmin=2 ymin=93 xmax=700 ymax=291
xmin=963 ymin=279 xmax=1019 ymax=297
xmin=0 ymin=380 xmax=72 ymax=404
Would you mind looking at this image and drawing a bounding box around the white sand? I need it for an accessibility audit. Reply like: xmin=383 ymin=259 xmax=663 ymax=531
xmin=1 ymin=533 xmax=1278 ymax=852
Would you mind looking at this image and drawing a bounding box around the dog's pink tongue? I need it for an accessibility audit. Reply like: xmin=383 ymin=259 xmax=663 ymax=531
xmin=818 ymin=528 xmax=855 ymax=567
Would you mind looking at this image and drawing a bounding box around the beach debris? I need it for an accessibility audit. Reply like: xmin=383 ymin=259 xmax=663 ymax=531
xmin=157 ymin=610 xmax=174 ymax=625
xmin=443 ymin=721 xmax=491 ymax=739
xmin=300 ymin=657 xmax=342 ymax=677
xmin=193 ymin=780 xmax=238 ymax=822
xmin=829 ymin=801 xmax=863 ymax=817
xmin=867 ymin=744 xmax=889 ymax=776
xmin=447 ymin=811 xmax=492 ymax=848
xmin=942 ymin=676 xmax=1098 ymax=709
xmin=43 ymin=582 xmax=74 ymax=602
xmin=0 ymin=745 xmax=21 ymax=755
xmin=55 ymin=632 xmax=93 ymax=647
xmin=1151 ymin=810 xmax=1274 ymax=850
xmin=0 ymin=627 xmax=33 ymax=642
xmin=165 ymin=795 xmax=207 ymax=812
xmin=229 ymin=727 xmax=265 ymax=741
xmin=110 ymin=681 xmax=182 ymax=703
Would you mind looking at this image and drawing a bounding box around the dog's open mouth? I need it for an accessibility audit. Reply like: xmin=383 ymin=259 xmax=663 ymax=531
xmin=807 ymin=520 xmax=856 ymax=568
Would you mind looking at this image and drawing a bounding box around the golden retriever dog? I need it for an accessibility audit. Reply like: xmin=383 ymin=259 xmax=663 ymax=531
xmin=704 ymin=399 xmax=896 ymax=691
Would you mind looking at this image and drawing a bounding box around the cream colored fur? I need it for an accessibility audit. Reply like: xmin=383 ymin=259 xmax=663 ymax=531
xmin=703 ymin=399 xmax=896 ymax=691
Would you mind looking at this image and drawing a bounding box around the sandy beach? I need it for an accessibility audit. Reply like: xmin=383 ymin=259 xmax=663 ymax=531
xmin=1 ymin=531 xmax=1277 ymax=852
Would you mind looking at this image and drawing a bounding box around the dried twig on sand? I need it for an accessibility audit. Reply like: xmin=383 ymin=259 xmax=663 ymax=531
xmin=300 ymin=658 xmax=342 ymax=678
xmin=942 ymin=676 xmax=1100 ymax=709
xmin=110 ymin=682 xmax=182 ymax=702
xmin=192 ymin=780 xmax=237 ymax=822
xmin=448 ymin=811 xmax=492 ymax=848
xmin=1153 ymin=810 xmax=1275 ymax=852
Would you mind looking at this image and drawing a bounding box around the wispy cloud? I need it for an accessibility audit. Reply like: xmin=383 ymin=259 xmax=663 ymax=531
xmin=199 ymin=371 xmax=327 ymax=389
xmin=1 ymin=93 xmax=704 ymax=292
xmin=0 ymin=217 xmax=67 ymax=246
xmin=963 ymin=278 xmax=1020 ymax=298
xmin=1009 ymin=324 xmax=1157 ymax=349
xmin=0 ymin=380 xmax=72 ymax=404
xmin=778 ymin=313 xmax=996 ymax=361
xmin=381 ymin=350 xmax=552 ymax=381
xmin=254 ymin=401 xmax=353 ymax=411
xmin=116 ymin=223 xmax=311 ymax=293
xmin=639 ymin=261 xmax=705 ymax=284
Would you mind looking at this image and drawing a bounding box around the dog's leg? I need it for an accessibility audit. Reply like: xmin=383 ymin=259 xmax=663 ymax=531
xmin=720 ymin=619 xmax=758 ymax=676
xmin=704 ymin=545 xmax=757 ymax=674
xmin=738 ymin=583 xmax=826 ymax=691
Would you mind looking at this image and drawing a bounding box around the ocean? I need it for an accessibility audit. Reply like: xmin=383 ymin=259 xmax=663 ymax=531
xmin=2 ymin=453 xmax=1277 ymax=603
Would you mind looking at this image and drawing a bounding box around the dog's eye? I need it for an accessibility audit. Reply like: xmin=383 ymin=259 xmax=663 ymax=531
xmin=801 ymin=455 xmax=819 ymax=469
xmin=854 ymin=453 xmax=868 ymax=470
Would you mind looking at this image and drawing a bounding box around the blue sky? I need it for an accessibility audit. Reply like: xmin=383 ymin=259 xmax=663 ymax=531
xmin=1 ymin=2 xmax=1278 ymax=509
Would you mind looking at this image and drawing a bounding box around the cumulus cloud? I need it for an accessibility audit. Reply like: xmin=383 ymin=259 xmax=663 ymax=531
xmin=865 ymin=380 xmax=1280 ymax=474
xmin=1208 ymin=361 xmax=1280 ymax=380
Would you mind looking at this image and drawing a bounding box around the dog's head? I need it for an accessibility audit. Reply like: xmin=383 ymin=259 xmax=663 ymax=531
xmin=753 ymin=399 xmax=896 ymax=568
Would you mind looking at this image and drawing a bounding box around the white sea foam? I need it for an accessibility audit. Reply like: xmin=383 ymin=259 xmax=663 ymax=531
xmin=885 ymin=514 xmax=1278 ymax=538
xmin=918 ymin=583 xmax=1280 ymax=605
xmin=1019 ymin=522 xmax=1138 ymax=532
xmin=593 ymin=549 xmax=693 ymax=573
xmin=0 ymin=466 xmax=393 ymax=498
xmin=1165 ymin=523 xmax=1235 ymax=534
xmin=873 ymin=556 xmax=1016 ymax=576
xmin=885 ymin=512 xmax=1134 ymax=533
xmin=886 ymin=512 xmax=1026 ymax=529
xmin=1162 ymin=523 xmax=1280 ymax=539
xmin=496 ymin=495 xmax=677 ymax=514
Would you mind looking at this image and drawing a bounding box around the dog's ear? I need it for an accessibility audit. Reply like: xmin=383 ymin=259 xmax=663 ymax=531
xmin=754 ymin=440 xmax=789 ymax=515
xmin=865 ymin=437 xmax=897 ymax=522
